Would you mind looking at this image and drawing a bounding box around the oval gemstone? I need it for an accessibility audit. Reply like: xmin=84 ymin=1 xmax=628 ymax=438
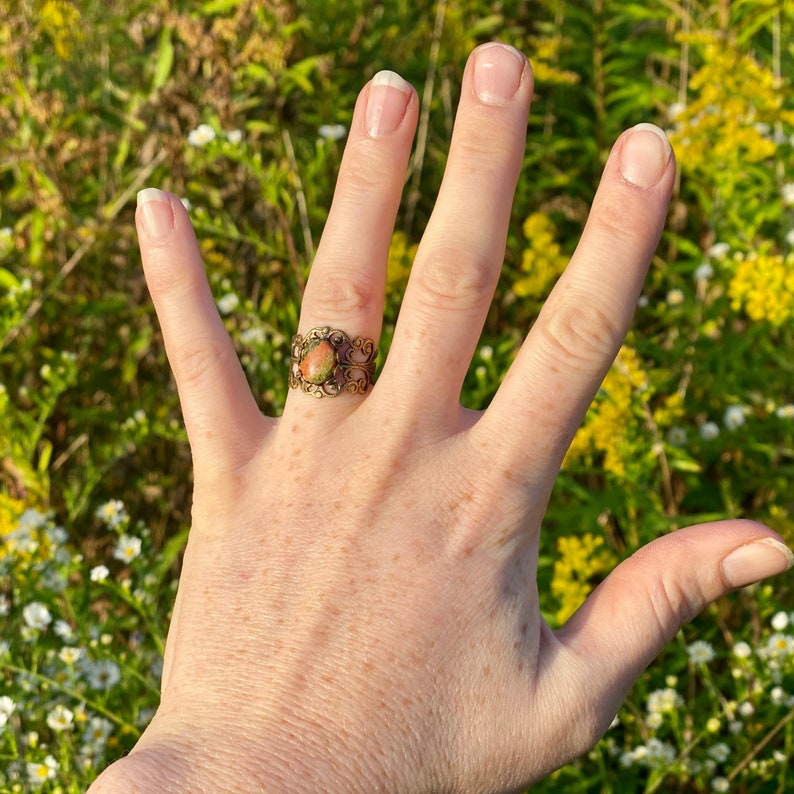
xmin=299 ymin=339 xmax=337 ymax=384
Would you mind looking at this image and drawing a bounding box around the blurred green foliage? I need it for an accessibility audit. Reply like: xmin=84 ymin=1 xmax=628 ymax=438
xmin=1 ymin=0 xmax=794 ymax=789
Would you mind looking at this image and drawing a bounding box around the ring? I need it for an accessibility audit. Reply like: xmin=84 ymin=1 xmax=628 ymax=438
xmin=289 ymin=326 xmax=377 ymax=398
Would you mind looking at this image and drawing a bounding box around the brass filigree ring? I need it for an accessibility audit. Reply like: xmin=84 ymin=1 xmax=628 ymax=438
xmin=289 ymin=326 xmax=377 ymax=398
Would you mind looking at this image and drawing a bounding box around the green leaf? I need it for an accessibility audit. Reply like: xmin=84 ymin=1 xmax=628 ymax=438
xmin=466 ymin=15 xmax=504 ymax=39
xmin=668 ymin=457 xmax=702 ymax=474
xmin=152 ymin=27 xmax=174 ymax=91
xmin=153 ymin=525 xmax=190 ymax=583
xmin=201 ymin=0 xmax=243 ymax=13
xmin=0 ymin=267 xmax=19 ymax=290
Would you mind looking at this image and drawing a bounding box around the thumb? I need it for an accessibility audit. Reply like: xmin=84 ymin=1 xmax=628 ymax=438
xmin=557 ymin=520 xmax=793 ymax=714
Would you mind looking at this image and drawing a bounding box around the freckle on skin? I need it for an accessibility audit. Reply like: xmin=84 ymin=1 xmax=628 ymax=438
xmin=503 ymin=468 xmax=513 ymax=481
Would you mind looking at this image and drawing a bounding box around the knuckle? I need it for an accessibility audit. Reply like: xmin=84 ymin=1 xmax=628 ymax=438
xmin=589 ymin=197 xmax=640 ymax=247
xmin=144 ymin=256 xmax=200 ymax=301
xmin=539 ymin=296 xmax=623 ymax=368
xmin=342 ymin=156 xmax=382 ymax=193
xmin=412 ymin=243 xmax=495 ymax=312
xmin=173 ymin=336 xmax=231 ymax=391
xmin=650 ymin=568 xmax=705 ymax=639
xmin=627 ymin=543 xmax=708 ymax=644
xmin=308 ymin=271 xmax=377 ymax=318
xmin=341 ymin=139 xmax=395 ymax=192
xmin=453 ymin=115 xmax=517 ymax=164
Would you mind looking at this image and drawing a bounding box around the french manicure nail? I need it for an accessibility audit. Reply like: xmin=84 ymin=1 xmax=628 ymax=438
xmin=366 ymin=70 xmax=412 ymax=137
xmin=473 ymin=42 xmax=525 ymax=105
xmin=137 ymin=188 xmax=175 ymax=243
xmin=721 ymin=537 xmax=794 ymax=589
xmin=619 ymin=123 xmax=672 ymax=188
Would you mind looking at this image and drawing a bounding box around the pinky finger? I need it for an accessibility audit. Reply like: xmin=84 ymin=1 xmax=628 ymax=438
xmin=136 ymin=189 xmax=267 ymax=473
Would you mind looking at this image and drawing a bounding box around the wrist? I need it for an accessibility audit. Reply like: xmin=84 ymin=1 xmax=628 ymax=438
xmin=87 ymin=716 xmax=395 ymax=793
xmin=89 ymin=739 xmax=293 ymax=793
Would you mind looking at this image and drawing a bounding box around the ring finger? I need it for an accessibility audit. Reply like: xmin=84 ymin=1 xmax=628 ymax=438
xmin=285 ymin=70 xmax=418 ymax=414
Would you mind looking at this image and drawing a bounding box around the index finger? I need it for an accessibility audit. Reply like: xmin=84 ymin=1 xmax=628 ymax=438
xmin=477 ymin=124 xmax=675 ymax=487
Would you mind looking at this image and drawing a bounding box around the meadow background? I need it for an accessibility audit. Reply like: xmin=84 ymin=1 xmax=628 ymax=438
xmin=1 ymin=0 xmax=793 ymax=790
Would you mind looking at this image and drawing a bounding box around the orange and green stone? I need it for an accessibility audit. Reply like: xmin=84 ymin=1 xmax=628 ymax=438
xmin=299 ymin=339 xmax=337 ymax=384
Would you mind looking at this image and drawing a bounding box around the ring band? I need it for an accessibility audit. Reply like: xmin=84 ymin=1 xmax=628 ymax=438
xmin=289 ymin=326 xmax=377 ymax=398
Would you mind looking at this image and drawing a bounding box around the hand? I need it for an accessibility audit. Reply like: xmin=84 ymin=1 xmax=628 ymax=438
xmin=89 ymin=43 xmax=793 ymax=793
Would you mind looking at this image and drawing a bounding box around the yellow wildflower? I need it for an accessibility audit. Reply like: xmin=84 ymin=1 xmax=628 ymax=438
xmin=386 ymin=231 xmax=417 ymax=299
xmin=766 ymin=506 xmax=794 ymax=547
xmin=551 ymin=533 xmax=617 ymax=624
xmin=0 ymin=497 xmax=53 ymax=573
xmin=36 ymin=0 xmax=82 ymax=60
xmin=527 ymin=37 xmax=579 ymax=86
xmin=653 ymin=391 xmax=685 ymax=429
xmin=564 ymin=346 xmax=649 ymax=478
xmin=513 ymin=213 xmax=569 ymax=300
xmin=669 ymin=32 xmax=782 ymax=178
xmin=0 ymin=493 xmax=26 ymax=541
xmin=728 ymin=252 xmax=794 ymax=327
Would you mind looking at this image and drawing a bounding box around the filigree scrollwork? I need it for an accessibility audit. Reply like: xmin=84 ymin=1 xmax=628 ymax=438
xmin=289 ymin=326 xmax=377 ymax=398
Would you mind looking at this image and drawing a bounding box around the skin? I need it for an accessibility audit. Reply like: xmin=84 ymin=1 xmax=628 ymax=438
xmin=89 ymin=44 xmax=792 ymax=793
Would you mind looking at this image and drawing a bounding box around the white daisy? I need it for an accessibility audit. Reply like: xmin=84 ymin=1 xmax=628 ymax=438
xmin=687 ymin=640 xmax=715 ymax=664
xmin=22 ymin=602 xmax=52 ymax=630
xmin=187 ymin=123 xmax=216 ymax=147
xmin=113 ymin=534 xmax=142 ymax=563
xmin=723 ymin=405 xmax=746 ymax=430
xmin=46 ymin=704 xmax=74 ymax=731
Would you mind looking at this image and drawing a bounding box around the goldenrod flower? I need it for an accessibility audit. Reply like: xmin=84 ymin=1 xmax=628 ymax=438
xmin=550 ymin=532 xmax=616 ymax=624
xmin=37 ymin=0 xmax=82 ymax=59
xmin=728 ymin=251 xmax=794 ymax=326
xmin=513 ymin=212 xmax=570 ymax=300
xmin=386 ymin=231 xmax=417 ymax=297
xmin=669 ymin=33 xmax=787 ymax=177
xmin=564 ymin=346 xmax=649 ymax=478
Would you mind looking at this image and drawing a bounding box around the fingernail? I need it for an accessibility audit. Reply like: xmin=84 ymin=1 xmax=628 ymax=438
xmin=136 ymin=188 xmax=175 ymax=243
xmin=366 ymin=70 xmax=412 ymax=137
xmin=721 ymin=537 xmax=794 ymax=589
xmin=618 ymin=123 xmax=672 ymax=188
xmin=473 ymin=42 xmax=525 ymax=105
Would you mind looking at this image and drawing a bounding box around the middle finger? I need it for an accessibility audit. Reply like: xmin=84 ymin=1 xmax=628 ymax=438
xmin=380 ymin=43 xmax=533 ymax=420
